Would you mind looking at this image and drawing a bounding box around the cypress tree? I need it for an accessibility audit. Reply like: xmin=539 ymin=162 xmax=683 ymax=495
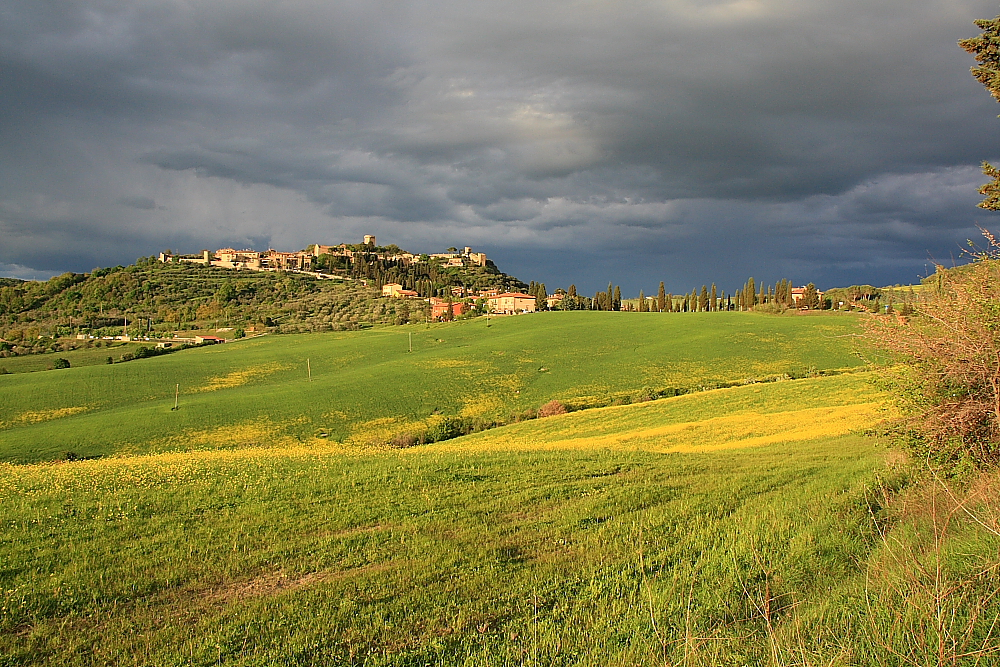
xmin=802 ymin=283 xmax=819 ymax=309
xmin=568 ymin=284 xmax=577 ymax=298
xmin=613 ymin=285 xmax=621 ymax=311
xmin=638 ymin=289 xmax=646 ymax=311
xmin=657 ymin=282 xmax=666 ymax=312
xmin=699 ymin=285 xmax=709 ymax=312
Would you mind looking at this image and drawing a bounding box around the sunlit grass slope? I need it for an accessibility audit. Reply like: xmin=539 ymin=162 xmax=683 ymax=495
xmin=0 ymin=311 xmax=862 ymax=463
xmin=432 ymin=372 xmax=880 ymax=454
xmin=1 ymin=374 xmax=894 ymax=666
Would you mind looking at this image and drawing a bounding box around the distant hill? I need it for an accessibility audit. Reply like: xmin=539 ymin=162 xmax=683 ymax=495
xmin=0 ymin=253 xmax=527 ymax=350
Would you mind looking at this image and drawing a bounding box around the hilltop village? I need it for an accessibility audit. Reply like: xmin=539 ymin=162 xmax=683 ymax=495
xmin=159 ymin=236 xmax=540 ymax=317
xmin=159 ymin=235 xmax=487 ymax=276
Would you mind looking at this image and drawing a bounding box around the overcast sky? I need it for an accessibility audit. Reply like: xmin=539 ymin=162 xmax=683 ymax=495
xmin=2 ymin=0 xmax=1000 ymax=294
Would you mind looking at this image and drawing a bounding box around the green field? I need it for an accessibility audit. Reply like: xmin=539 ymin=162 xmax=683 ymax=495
xmin=0 ymin=375 xmax=873 ymax=665
xmin=5 ymin=372 xmax=998 ymax=665
xmin=5 ymin=311 xmax=997 ymax=665
xmin=0 ymin=341 xmax=163 ymax=374
xmin=0 ymin=311 xmax=864 ymax=464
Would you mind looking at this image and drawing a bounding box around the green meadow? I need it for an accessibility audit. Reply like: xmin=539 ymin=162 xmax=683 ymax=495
xmin=5 ymin=311 xmax=997 ymax=665
xmin=4 ymin=373 xmax=999 ymax=665
xmin=0 ymin=311 xmax=863 ymax=463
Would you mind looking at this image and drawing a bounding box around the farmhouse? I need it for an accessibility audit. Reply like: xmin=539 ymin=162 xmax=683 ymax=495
xmin=791 ymin=286 xmax=825 ymax=306
xmin=382 ymin=283 xmax=419 ymax=298
xmin=431 ymin=301 xmax=469 ymax=320
xmin=488 ymin=293 xmax=536 ymax=314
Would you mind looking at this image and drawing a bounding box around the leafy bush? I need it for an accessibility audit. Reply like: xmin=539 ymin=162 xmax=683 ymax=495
xmin=538 ymin=400 xmax=568 ymax=417
xmin=389 ymin=432 xmax=419 ymax=448
xmin=52 ymin=358 xmax=70 ymax=369
xmin=866 ymin=242 xmax=1000 ymax=470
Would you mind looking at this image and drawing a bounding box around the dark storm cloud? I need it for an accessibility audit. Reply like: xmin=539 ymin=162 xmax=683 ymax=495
xmin=118 ymin=196 xmax=158 ymax=210
xmin=1 ymin=0 xmax=999 ymax=291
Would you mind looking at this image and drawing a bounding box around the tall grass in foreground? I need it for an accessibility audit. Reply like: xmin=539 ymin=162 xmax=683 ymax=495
xmin=4 ymin=369 xmax=998 ymax=664
xmin=2 ymin=435 xmax=883 ymax=666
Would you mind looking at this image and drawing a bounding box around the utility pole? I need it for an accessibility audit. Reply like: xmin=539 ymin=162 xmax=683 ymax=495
xmin=172 ymin=384 xmax=179 ymax=411
xmin=307 ymin=358 xmax=312 ymax=381
xmin=408 ymin=332 xmax=412 ymax=353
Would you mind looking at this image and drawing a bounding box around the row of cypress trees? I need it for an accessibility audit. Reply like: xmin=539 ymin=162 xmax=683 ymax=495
xmin=624 ymin=278 xmax=814 ymax=312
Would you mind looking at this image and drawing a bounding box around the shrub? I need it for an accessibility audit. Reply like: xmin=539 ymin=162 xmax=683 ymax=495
xmin=52 ymin=358 xmax=70 ymax=369
xmin=538 ymin=400 xmax=568 ymax=417
xmin=866 ymin=236 xmax=1000 ymax=470
xmin=389 ymin=432 xmax=419 ymax=448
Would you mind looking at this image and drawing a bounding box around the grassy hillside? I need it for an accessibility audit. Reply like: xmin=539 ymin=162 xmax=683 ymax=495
xmin=4 ymin=312 xmax=997 ymax=665
xmin=0 ymin=374 xmax=889 ymax=666
xmin=7 ymin=372 xmax=995 ymax=665
xmin=0 ymin=311 xmax=865 ymax=463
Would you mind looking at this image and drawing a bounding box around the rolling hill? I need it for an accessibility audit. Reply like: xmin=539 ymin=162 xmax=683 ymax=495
xmin=0 ymin=311 xmax=865 ymax=463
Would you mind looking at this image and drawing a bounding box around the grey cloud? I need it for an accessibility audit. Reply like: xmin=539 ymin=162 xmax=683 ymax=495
xmin=1 ymin=0 xmax=999 ymax=292
xmin=118 ymin=196 xmax=158 ymax=210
